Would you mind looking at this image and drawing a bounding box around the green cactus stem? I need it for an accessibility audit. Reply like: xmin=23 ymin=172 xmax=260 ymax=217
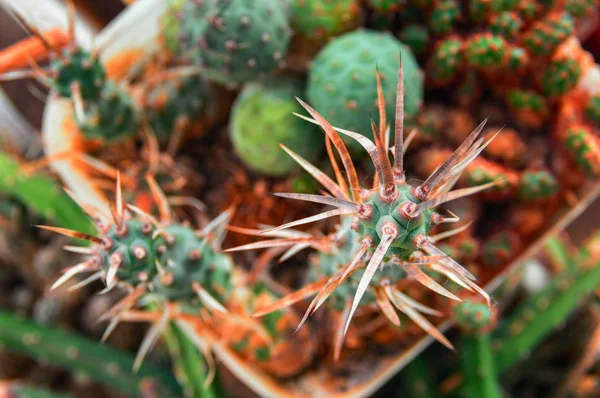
xmin=455 ymin=300 xmax=502 ymax=398
xmin=0 ymin=152 xmax=93 ymax=234
xmin=493 ymin=236 xmax=600 ymax=373
xmin=0 ymin=310 xmax=182 ymax=397
xmin=49 ymin=46 xmax=106 ymax=101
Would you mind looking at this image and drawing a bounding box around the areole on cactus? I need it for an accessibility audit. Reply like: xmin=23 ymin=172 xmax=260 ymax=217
xmin=228 ymin=59 xmax=499 ymax=355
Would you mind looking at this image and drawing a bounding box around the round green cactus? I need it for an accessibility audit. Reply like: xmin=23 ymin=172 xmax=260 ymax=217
xmin=585 ymin=95 xmax=600 ymax=126
xmin=427 ymin=36 xmax=464 ymax=85
xmin=77 ymin=82 xmax=139 ymax=143
xmin=562 ymin=125 xmax=600 ymax=178
xmin=540 ymin=58 xmax=581 ymax=97
xmin=522 ymin=12 xmax=574 ymax=56
xmin=454 ymin=299 xmax=493 ymax=334
xmin=398 ymin=25 xmax=430 ymax=55
xmin=566 ymin=0 xmax=596 ymax=17
xmin=465 ymin=33 xmax=509 ymax=70
xmin=175 ymin=0 xmax=291 ymax=86
xmin=49 ymin=46 xmax=106 ymax=101
xmin=144 ymin=74 xmax=212 ymax=141
xmin=230 ymin=79 xmax=322 ymax=177
xmin=307 ymin=30 xmax=423 ymax=149
xmin=290 ymin=0 xmax=360 ymax=41
xmin=518 ymin=170 xmax=560 ymax=201
xmin=489 ymin=11 xmax=523 ymax=39
xmin=505 ymin=47 xmax=529 ymax=71
xmin=428 ymin=0 xmax=460 ymax=35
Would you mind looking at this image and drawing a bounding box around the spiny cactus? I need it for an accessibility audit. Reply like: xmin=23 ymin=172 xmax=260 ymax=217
xmin=230 ymin=79 xmax=321 ymax=177
xmin=561 ymin=125 xmax=600 ymax=178
xmin=49 ymin=46 xmax=105 ymax=101
xmin=489 ymin=11 xmax=523 ymax=39
xmin=465 ymin=34 xmax=509 ymax=70
xmin=518 ymin=170 xmax=560 ymax=201
xmin=289 ymin=0 xmax=360 ymax=42
xmin=426 ymin=36 xmax=464 ymax=86
xmin=307 ymin=30 xmax=423 ymax=151
xmin=540 ymin=57 xmax=581 ymax=97
xmin=143 ymin=72 xmax=212 ymax=142
xmin=428 ymin=0 xmax=460 ymax=35
xmin=174 ymin=0 xmax=291 ymax=86
xmin=505 ymin=89 xmax=549 ymax=130
xmin=0 ymin=310 xmax=182 ymax=397
xmin=585 ymin=95 xmax=600 ymax=126
xmin=77 ymin=82 xmax=139 ymax=143
xmin=522 ymin=11 xmax=573 ymax=56
xmin=42 ymin=176 xmax=314 ymax=377
xmin=229 ymin=62 xmax=496 ymax=355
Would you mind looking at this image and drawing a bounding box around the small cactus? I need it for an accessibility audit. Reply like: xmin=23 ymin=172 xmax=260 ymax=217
xmin=230 ymin=79 xmax=322 ymax=177
xmin=540 ymin=57 xmax=581 ymax=97
xmin=561 ymin=125 xmax=600 ymax=177
xmin=49 ymin=46 xmax=105 ymax=101
xmin=77 ymin=82 xmax=139 ymax=143
xmin=518 ymin=170 xmax=560 ymax=201
xmin=175 ymin=0 xmax=291 ymax=86
xmin=289 ymin=0 xmax=360 ymax=42
xmin=585 ymin=95 xmax=600 ymax=126
xmin=307 ymin=30 xmax=423 ymax=150
xmin=489 ymin=11 xmax=523 ymax=39
xmin=522 ymin=12 xmax=574 ymax=56
xmin=426 ymin=36 xmax=464 ymax=85
xmin=465 ymin=33 xmax=509 ymax=70
xmin=428 ymin=0 xmax=461 ymax=35
xmin=505 ymin=89 xmax=549 ymax=129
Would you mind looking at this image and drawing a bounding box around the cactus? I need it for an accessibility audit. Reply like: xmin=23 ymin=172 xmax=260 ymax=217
xmin=428 ymin=0 xmax=460 ymax=35
xmin=518 ymin=170 xmax=560 ymax=201
xmin=455 ymin=300 xmax=502 ymax=398
xmin=230 ymin=62 xmax=495 ymax=354
xmin=565 ymin=0 xmax=596 ymax=17
xmin=426 ymin=36 xmax=464 ymax=85
xmin=289 ymin=0 xmax=360 ymax=42
xmin=230 ymin=79 xmax=322 ymax=177
xmin=175 ymin=0 xmax=291 ymax=86
xmin=43 ymin=177 xmax=314 ymax=378
xmin=0 ymin=152 xmax=93 ymax=233
xmin=489 ymin=11 xmax=523 ymax=39
xmin=540 ymin=57 xmax=581 ymax=97
xmin=0 ymin=310 xmax=182 ymax=397
xmin=144 ymin=73 xmax=212 ymax=141
xmin=585 ymin=95 xmax=600 ymax=126
xmin=561 ymin=125 xmax=600 ymax=178
xmin=493 ymin=231 xmax=600 ymax=373
xmin=505 ymin=89 xmax=549 ymax=129
xmin=77 ymin=82 xmax=139 ymax=143
xmin=49 ymin=46 xmax=105 ymax=101
xmin=522 ymin=12 xmax=574 ymax=56
xmin=307 ymin=30 xmax=423 ymax=150
xmin=465 ymin=34 xmax=509 ymax=70
xmin=464 ymin=158 xmax=519 ymax=198
xmin=398 ymin=25 xmax=430 ymax=55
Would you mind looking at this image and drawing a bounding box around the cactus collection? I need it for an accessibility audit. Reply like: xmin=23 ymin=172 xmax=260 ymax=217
xmin=0 ymin=0 xmax=599 ymax=397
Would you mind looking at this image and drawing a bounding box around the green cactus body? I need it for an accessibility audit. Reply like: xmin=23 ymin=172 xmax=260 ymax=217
xmin=367 ymin=0 xmax=402 ymax=11
xmin=230 ymin=79 xmax=322 ymax=177
xmin=541 ymin=58 xmax=581 ymax=97
xmin=585 ymin=95 xmax=600 ymax=126
xmin=518 ymin=170 xmax=560 ymax=201
xmin=506 ymin=89 xmax=548 ymax=129
xmin=505 ymin=46 xmax=529 ymax=72
xmin=562 ymin=126 xmax=600 ymax=178
xmin=77 ymin=82 xmax=139 ymax=143
xmin=522 ymin=12 xmax=574 ymax=56
xmin=290 ymin=0 xmax=360 ymax=42
xmin=493 ymin=243 xmax=600 ymax=373
xmin=144 ymin=74 xmax=212 ymax=141
xmin=481 ymin=231 xmax=518 ymax=267
xmin=0 ymin=310 xmax=181 ymax=397
xmin=175 ymin=0 xmax=291 ymax=86
xmin=566 ymin=0 xmax=596 ymax=17
xmin=428 ymin=0 xmax=460 ymax=35
xmin=307 ymin=30 xmax=423 ymax=150
xmin=0 ymin=153 xmax=93 ymax=233
xmin=465 ymin=34 xmax=509 ymax=70
xmin=427 ymin=36 xmax=464 ymax=85
xmin=398 ymin=25 xmax=430 ymax=55
xmin=49 ymin=46 xmax=105 ymax=101
xmin=489 ymin=11 xmax=523 ymax=39
xmin=455 ymin=300 xmax=502 ymax=398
